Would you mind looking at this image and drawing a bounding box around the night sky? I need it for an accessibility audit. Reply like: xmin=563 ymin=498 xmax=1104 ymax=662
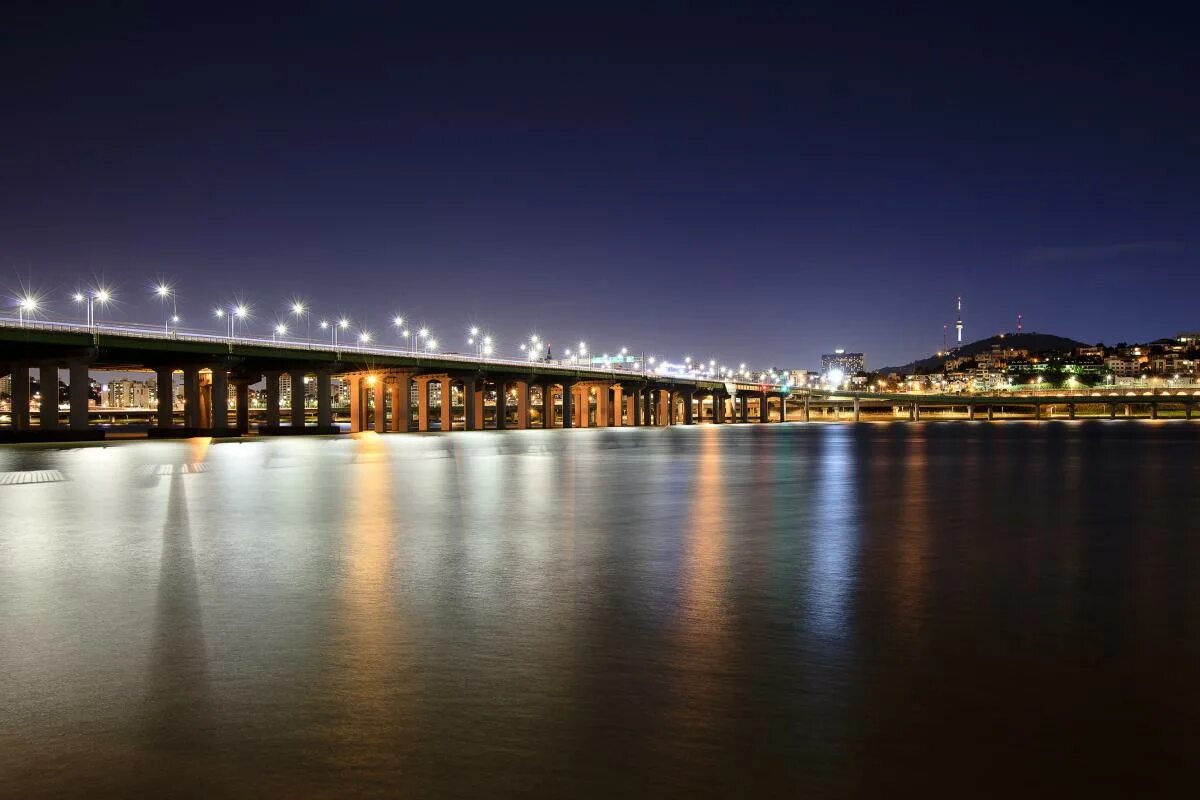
xmin=3 ymin=4 xmax=1196 ymax=369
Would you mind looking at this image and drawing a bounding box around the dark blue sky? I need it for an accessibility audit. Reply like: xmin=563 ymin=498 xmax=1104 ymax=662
xmin=3 ymin=4 xmax=1196 ymax=368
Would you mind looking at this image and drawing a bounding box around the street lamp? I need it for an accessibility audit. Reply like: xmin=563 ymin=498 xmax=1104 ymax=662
xmin=289 ymin=299 xmax=309 ymax=339
xmin=75 ymin=286 xmax=113 ymax=329
xmin=273 ymin=323 xmax=288 ymax=342
xmin=358 ymin=331 xmax=372 ymax=347
xmin=215 ymin=303 xmax=249 ymax=339
xmin=154 ymin=282 xmax=177 ymax=333
xmin=17 ymin=294 xmax=39 ymax=324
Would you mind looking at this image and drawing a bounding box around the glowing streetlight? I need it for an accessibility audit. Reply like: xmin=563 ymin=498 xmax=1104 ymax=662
xmin=16 ymin=294 xmax=39 ymax=324
xmin=358 ymin=331 xmax=372 ymax=346
xmin=273 ymin=323 xmax=288 ymax=342
xmin=154 ymin=282 xmax=178 ymax=332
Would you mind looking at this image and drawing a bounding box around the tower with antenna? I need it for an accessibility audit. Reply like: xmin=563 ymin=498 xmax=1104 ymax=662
xmin=1017 ymin=313 xmax=1023 ymax=333
xmin=955 ymin=296 xmax=964 ymax=344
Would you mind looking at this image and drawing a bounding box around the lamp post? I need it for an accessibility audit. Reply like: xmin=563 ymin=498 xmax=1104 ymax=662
xmin=273 ymin=323 xmax=288 ymax=342
xmin=17 ymin=294 xmax=39 ymax=324
xmin=75 ymin=287 xmax=112 ymax=330
xmin=289 ymin=300 xmax=308 ymax=339
xmin=154 ymin=283 xmax=177 ymax=333
xmin=214 ymin=303 xmax=249 ymax=340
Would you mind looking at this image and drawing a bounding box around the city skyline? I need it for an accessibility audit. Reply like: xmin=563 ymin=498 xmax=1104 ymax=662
xmin=3 ymin=6 xmax=1196 ymax=368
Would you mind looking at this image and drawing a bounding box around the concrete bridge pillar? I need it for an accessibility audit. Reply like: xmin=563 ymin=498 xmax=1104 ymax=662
xmin=155 ymin=367 xmax=175 ymax=428
xmin=1186 ymin=402 xmax=1193 ymax=420
xmin=38 ymin=362 xmax=60 ymax=429
xmin=68 ymin=360 xmax=90 ymax=431
xmin=348 ymin=375 xmax=363 ymax=432
xmin=804 ymin=395 xmax=811 ymax=422
xmin=264 ymin=371 xmax=282 ymax=428
xmin=629 ymin=390 xmax=642 ymax=426
xmin=1034 ymin=403 xmax=1041 ymax=421
xmin=572 ymin=386 xmax=586 ymax=428
xmin=210 ymin=366 xmax=229 ymax=433
xmin=440 ymin=378 xmax=453 ymax=431
xmin=389 ymin=375 xmax=409 ymax=431
xmin=1151 ymin=402 xmax=1158 ymax=420
xmin=10 ymin=363 xmax=30 ymax=430
xmin=1124 ymin=403 xmax=1132 ymax=418
xmin=713 ymin=394 xmax=724 ymax=424
xmin=1068 ymin=403 xmax=1076 ymax=420
xmin=464 ymin=379 xmax=484 ymax=431
xmin=235 ymin=380 xmax=251 ymax=433
xmin=515 ymin=381 xmax=531 ymax=429
xmin=539 ymin=383 xmax=553 ymax=428
xmin=318 ymin=370 xmax=334 ymax=430
xmin=495 ymin=381 xmax=508 ymax=429
xmin=182 ymin=366 xmax=201 ymax=429
xmin=778 ymin=395 xmax=787 ymax=422
xmin=370 ymin=378 xmax=386 ymax=433
xmin=987 ymin=405 xmax=995 ymax=421
xmin=853 ymin=397 xmax=861 ymax=422
xmin=561 ymin=383 xmax=575 ymax=429
xmin=1108 ymin=403 xmax=1116 ymax=420
xmin=288 ymin=371 xmax=305 ymax=428
xmin=415 ymin=378 xmax=431 ymax=431
xmin=611 ymin=385 xmax=623 ymax=426
xmin=759 ymin=391 xmax=769 ymax=423
xmin=683 ymin=391 xmax=695 ymax=424
xmin=657 ymin=390 xmax=670 ymax=427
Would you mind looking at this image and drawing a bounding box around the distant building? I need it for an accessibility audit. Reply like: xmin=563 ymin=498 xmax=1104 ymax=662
xmin=0 ymin=373 xmax=11 ymax=398
xmin=821 ymin=350 xmax=866 ymax=380
xmin=104 ymin=378 xmax=153 ymax=408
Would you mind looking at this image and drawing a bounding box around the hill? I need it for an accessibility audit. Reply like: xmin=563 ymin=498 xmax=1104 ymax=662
xmin=878 ymin=332 xmax=1090 ymax=375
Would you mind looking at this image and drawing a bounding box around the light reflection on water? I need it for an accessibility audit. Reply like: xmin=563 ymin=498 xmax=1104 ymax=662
xmin=2 ymin=423 xmax=1200 ymax=797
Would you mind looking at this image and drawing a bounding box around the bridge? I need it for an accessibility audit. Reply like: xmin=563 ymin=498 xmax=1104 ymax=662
xmin=3 ymin=319 xmax=1197 ymax=441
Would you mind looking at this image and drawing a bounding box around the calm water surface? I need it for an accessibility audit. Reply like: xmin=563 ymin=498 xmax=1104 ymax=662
xmin=2 ymin=423 xmax=1199 ymax=797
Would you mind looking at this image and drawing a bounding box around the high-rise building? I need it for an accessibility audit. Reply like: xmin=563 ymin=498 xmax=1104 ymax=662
xmin=821 ymin=350 xmax=866 ymax=382
xmin=0 ymin=373 xmax=11 ymax=398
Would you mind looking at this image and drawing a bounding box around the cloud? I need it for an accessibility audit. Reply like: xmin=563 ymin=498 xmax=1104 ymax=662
xmin=1023 ymin=241 xmax=1185 ymax=265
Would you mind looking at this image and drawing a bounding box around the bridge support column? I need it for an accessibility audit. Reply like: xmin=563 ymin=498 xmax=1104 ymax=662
xmin=540 ymin=383 xmax=553 ymax=428
xmin=1124 ymin=403 xmax=1132 ymax=418
xmin=598 ymin=386 xmax=611 ymax=427
xmin=713 ymin=394 xmax=724 ymax=424
xmin=804 ymin=395 xmax=811 ymax=422
xmin=68 ymin=360 xmax=90 ymax=431
xmin=759 ymin=392 xmax=769 ymax=423
xmin=1151 ymin=402 xmax=1158 ymax=420
xmin=264 ymin=371 xmax=282 ymax=428
xmin=630 ymin=390 xmax=642 ymax=426
xmin=910 ymin=403 xmax=918 ymax=421
xmin=235 ymin=380 xmax=251 ymax=433
xmin=778 ymin=395 xmax=787 ymax=422
xmin=515 ymin=382 xmax=530 ymax=429
xmin=561 ymin=383 xmax=574 ymax=429
xmin=611 ymin=385 xmax=623 ymax=426
xmin=987 ymin=405 xmax=994 ymax=421
xmin=573 ymin=386 xmax=586 ymax=428
xmin=182 ymin=366 xmax=201 ymax=429
xmin=416 ymin=379 xmax=431 ymax=431
xmin=968 ymin=404 xmax=975 ymax=421
xmin=683 ymin=391 xmax=695 ymax=424
xmin=388 ymin=375 xmax=409 ymax=431
xmin=317 ymin=370 xmax=334 ymax=430
xmin=1035 ymin=403 xmax=1042 ymax=420
xmin=494 ymin=381 xmax=508 ymax=429
xmin=1108 ymin=403 xmax=1116 ymax=420
xmin=1187 ymin=403 xmax=1193 ymax=420
xmin=10 ymin=363 xmax=30 ymax=430
xmin=1069 ymin=403 xmax=1076 ymax=420
xmin=440 ymin=378 xmax=453 ymax=431
xmin=464 ymin=379 xmax=482 ymax=431
xmin=853 ymin=397 xmax=861 ymax=422
xmin=290 ymin=370 xmax=307 ymax=428
xmin=155 ymin=367 xmax=175 ymax=428
xmin=38 ymin=363 xmax=60 ymax=429
xmin=657 ymin=390 xmax=669 ymax=427
xmin=210 ymin=366 xmax=229 ymax=433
